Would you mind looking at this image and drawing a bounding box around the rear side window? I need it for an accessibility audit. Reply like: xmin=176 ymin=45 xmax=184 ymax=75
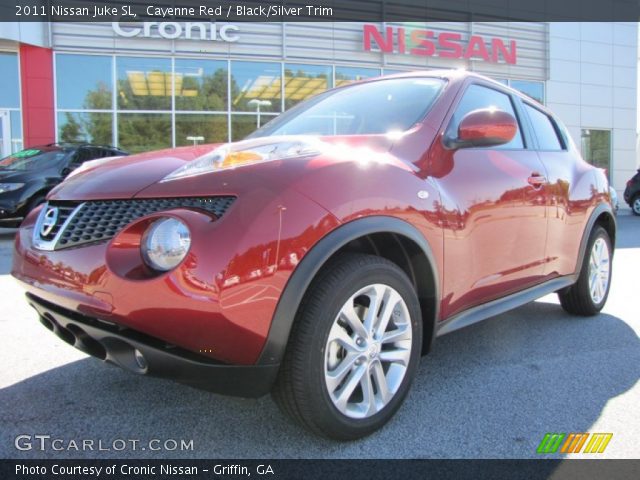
xmin=524 ymin=104 xmax=564 ymax=151
xmin=69 ymin=148 xmax=94 ymax=166
xmin=449 ymin=84 xmax=524 ymax=149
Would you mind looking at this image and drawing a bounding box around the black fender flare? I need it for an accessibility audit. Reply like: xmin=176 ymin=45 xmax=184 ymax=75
xmin=256 ymin=215 xmax=440 ymax=365
xmin=573 ymin=202 xmax=616 ymax=279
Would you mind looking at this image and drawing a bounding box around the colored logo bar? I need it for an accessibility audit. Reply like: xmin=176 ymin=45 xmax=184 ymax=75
xmin=537 ymin=433 xmax=613 ymax=454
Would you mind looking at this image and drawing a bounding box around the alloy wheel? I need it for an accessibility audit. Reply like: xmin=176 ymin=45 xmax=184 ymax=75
xmin=588 ymin=237 xmax=610 ymax=304
xmin=633 ymin=197 xmax=640 ymax=215
xmin=324 ymin=283 xmax=412 ymax=419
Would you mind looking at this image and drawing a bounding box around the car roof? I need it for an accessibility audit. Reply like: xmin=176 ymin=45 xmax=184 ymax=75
xmin=359 ymin=69 xmax=551 ymax=113
xmin=25 ymin=143 xmax=126 ymax=154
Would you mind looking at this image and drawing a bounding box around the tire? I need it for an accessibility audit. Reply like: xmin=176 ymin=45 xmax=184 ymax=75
xmin=273 ymin=253 xmax=423 ymax=440
xmin=21 ymin=195 xmax=46 ymax=225
xmin=632 ymin=195 xmax=640 ymax=216
xmin=558 ymin=226 xmax=612 ymax=316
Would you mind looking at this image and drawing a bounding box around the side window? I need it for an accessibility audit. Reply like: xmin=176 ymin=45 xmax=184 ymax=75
xmin=92 ymin=148 xmax=107 ymax=159
xmin=69 ymin=148 xmax=93 ymax=167
xmin=523 ymin=104 xmax=564 ymax=151
xmin=449 ymin=84 xmax=524 ymax=149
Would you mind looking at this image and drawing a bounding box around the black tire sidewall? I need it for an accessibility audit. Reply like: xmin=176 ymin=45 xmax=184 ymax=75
xmin=26 ymin=195 xmax=46 ymax=214
xmin=300 ymin=257 xmax=422 ymax=439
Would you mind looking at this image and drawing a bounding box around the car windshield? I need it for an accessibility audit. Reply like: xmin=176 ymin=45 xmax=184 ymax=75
xmin=0 ymin=149 xmax=68 ymax=171
xmin=249 ymin=77 xmax=445 ymax=138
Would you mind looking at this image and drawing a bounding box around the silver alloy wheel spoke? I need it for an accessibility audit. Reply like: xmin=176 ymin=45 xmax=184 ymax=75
xmin=634 ymin=198 xmax=640 ymax=214
xmin=371 ymin=360 xmax=392 ymax=404
xmin=360 ymin=369 xmax=376 ymax=417
xmin=334 ymin=364 xmax=366 ymax=411
xmin=587 ymin=237 xmax=610 ymax=304
xmin=379 ymin=348 xmax=411 ymax=365
xmin=339 ymin=303 xmax=369 ymax=339
xmin=324 ymin=283 xmax=413 ymax=419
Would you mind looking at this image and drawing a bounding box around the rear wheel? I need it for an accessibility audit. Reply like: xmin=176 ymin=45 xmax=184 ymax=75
xmin=632 ymin=195 xmax=640 ymax=216
xmin=273 ymin=253 xmax=422 ymax=440
xmin=558 ymin=226 xmax=612 ymax=316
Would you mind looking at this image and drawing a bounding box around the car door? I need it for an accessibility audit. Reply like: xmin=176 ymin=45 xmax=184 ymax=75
xmin=521 ymin=102 xmax=586 ymax=277
xmin=434 ymin=83 xmax=549 ymax=318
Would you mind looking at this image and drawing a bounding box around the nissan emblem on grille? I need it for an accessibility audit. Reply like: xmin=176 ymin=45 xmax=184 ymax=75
xmin=40 ymin=207 xmax=59 ymax=237
xmin=32 ymin=197 xmax=236 ymax=251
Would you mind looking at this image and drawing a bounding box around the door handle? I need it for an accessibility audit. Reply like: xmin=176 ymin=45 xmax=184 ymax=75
xmin=527 ymin=173 xmax=547 ymax=187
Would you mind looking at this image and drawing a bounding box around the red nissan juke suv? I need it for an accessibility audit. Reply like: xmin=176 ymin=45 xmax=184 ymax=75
xmin=12 ymin=71 xmax=615 ymax=440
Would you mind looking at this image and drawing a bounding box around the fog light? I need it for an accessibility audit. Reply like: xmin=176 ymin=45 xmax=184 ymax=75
xmin=134 ymin=349 xmax=148 ymax=371
xmin=141 ymin=218 xmax=191 ymax=272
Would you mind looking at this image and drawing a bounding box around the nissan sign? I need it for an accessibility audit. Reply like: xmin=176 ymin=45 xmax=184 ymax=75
xmin=363 ymin=24 xmax=517 ymax=64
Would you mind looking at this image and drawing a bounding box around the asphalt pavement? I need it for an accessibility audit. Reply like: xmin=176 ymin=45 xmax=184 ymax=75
xmin=1 ymin=212 xmax=639 ymax=459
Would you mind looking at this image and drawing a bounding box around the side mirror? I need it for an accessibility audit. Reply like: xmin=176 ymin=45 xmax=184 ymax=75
xmin=444 ymin=108 xmax=517 ymax=149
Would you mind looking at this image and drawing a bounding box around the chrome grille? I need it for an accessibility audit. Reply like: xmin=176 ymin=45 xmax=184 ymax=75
xmin=39 ymin=204 xmax=76 ymax=241
xmin=34 ymin=197 xmax=235 ymax=251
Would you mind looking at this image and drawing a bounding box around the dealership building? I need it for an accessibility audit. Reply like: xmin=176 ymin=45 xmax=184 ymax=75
xmin=0 ymin=21 xmax=638 ymax=198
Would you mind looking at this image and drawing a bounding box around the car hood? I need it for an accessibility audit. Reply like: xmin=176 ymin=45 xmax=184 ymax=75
xmin=48 ymin=136 xmax=397 ymax=202
xmin=47 ymin=145 xmax=221 ymax=201
xmin=0 ymin=169 xmax=36 ymax=183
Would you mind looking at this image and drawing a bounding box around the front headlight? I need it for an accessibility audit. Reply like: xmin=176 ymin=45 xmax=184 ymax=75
xmin=0 ymin=183 xmax=25 ymax=194
xmin=141 ymin=218 xmax=191 ymax=272
xmin=161 ymin=138 xmax=320 ymax=182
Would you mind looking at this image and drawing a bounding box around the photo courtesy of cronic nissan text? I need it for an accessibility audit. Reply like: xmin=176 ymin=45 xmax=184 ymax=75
xmin=0 ymin=1 xmax=639 ymax=480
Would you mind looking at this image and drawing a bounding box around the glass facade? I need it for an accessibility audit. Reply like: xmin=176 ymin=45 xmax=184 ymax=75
xmin=510 ymin=80 xmax=545 ymax=104
xmin=0 ymin=52 xmax=22 ymax=153
xmin=54 ymin=53 xmax=548 ymax=150
xmin=581 ymin=129 xmax=612 ymax=179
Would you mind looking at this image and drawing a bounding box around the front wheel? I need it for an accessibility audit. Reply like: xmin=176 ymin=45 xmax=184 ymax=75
xmin=273 ymin=253 xmax=422 ymax=440
xmin=558 ymin=226 xmax=612 ymax=316
xmin=632 ymin=195 xmax=640 ymax=216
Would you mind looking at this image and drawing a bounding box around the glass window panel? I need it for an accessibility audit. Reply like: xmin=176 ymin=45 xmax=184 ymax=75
xmin=230 ymin=61 xmax=282 ymax=113
xmin=449 ymin=84 xmax=523 ymax=149
xmin=117 ymin=57 xmax=172 ymax=110
xmin=581 ymin=129 xmax=611 ymax=178
xmin=382 ymin=69 xmax=408 ymax=75
xmin=0 ymin=53 xmax=20 ymax=108
xmin=118 ymin=113 xmax=171 ymax=153
xmin=56 ymin=54 xmax=113 ymax=110
xmin=284 ymin=64 xmax=332 ymax=110
xmin=524 ymin=104 xmax=563 ymax=151
xmin=10 ymin=111 xmax=22 ymax=153
xmin=175 ymin=114 xmax=228 ymax=146
xmin=232 ymin=114 xmax=277 ymax=141
xmin=58 ymin=112 xmax=113 ymax=145
xmin=510 ymin=80 xmax=545 ymax=104
xmin=253 ymin=78 xmax=443 ymax=138
xmin=174 ymin=59 xmax=228 ymax=111
xmin=334 ymin=66 xmax=380 ymax=87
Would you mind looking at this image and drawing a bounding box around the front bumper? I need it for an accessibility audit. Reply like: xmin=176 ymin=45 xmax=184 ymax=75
xmin=27 ymin=293 xmax=279 ymax=397
xmin=0 ymin=199 xmax=23 ymax=226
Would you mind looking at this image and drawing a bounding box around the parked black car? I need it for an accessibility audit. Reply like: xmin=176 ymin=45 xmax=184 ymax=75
xmin=0 ymin=143 xmax=127 ymax=227
xmin=624 ymin=169 xmax=640 ymax=216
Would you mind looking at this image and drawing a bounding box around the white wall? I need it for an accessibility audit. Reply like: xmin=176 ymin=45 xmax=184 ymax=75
xmin=547 ymin=22 xmax=638 ymax=198
xmin=0 ymin=22 xmax=49 ymax=48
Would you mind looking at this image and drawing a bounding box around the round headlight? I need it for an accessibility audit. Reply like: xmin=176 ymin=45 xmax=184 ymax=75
xmin=141 ymin=218 xmax=191 ymax=272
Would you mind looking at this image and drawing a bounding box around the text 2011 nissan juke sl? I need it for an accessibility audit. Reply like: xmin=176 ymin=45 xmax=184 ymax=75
xmin=12 ymin=71 xmax=615 ymax=440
